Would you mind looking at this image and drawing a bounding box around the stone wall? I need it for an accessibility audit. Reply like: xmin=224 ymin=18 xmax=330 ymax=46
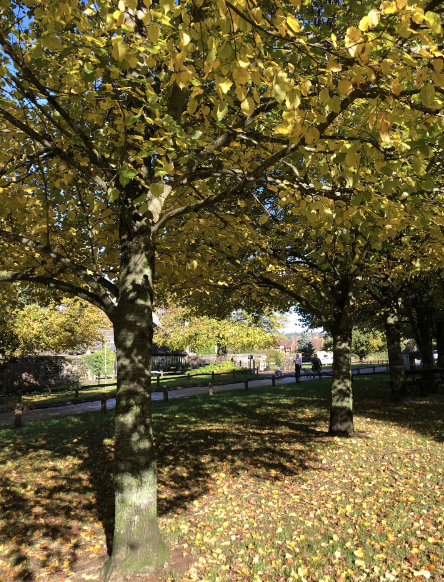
xmin=0 ymin=356 xmax=91 ymax=395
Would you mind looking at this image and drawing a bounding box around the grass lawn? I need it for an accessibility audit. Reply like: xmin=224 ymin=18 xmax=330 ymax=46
xmin=0 ymin=376 xmax=443 ymax=581
xmin=0 ymin=371 xmax=255 ymax=410
xmin=0 ymin=383 xmax=118 ymax=410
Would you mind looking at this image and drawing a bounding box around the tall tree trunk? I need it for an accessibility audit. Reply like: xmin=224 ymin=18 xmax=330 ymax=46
xmin=385 ymin=311 xmax=406 ymax=401
xmin=103 ymin=236 xmax=168 ymax=580
xmin=436 ymin=314 xmax=444 ymax=369
xmin=329 ymin=289 xmax=354 ymax=435
xmin=413 ymin=303 xmax=434 ymax=369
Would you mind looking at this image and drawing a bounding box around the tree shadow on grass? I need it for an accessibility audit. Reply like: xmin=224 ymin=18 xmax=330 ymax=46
xmin=0 ymin=385 xmax=334 ymax=579
xmin=153 ymin=387 xmax=333 ymax=516
xmin=304 ymin=375 xmax=444 ymax=444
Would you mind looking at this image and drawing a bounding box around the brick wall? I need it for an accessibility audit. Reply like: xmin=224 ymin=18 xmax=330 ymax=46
xmin=0 ymin=356 xmax=91 ymax=395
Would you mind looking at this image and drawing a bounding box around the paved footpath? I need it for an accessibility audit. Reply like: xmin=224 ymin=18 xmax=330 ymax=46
xmin=0 ymin=375 xmax=304 ymax=426
xmin=0 ymin=366 xmax=388 ymax=426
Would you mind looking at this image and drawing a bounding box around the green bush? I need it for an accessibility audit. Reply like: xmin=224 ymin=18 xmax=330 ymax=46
xmin=82 ymin=349 xmax=115 ymax=379
xmin=191 ymin=360 xmax=247 ymax=375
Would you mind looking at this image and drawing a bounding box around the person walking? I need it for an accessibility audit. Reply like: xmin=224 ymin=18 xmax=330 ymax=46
xmin=311 ymin=353 xmax=322 ymax=379
xmin=294 ymin=353 xmax=302 ymax=383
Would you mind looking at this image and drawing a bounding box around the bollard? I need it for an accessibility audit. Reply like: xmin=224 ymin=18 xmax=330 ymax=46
xmin=101 ymin=393 xmax=107 ymax=414
xmin=187 ymin=373 xmax=191 ymax=384
xmin=357 ymin=367 xmax=361 ymax=374
xmin=386 ymin=364 xmax=389 ymax=371
xmin=244 ymin=380 xmax=248 ymax=391
xmin=212 ymin=371 xmax=215 ymax=382
xmin=373 ymin=366 xmax=376 ymax=374
xmin=75 ymin=383 xmax=79 ymax=398
xmin=163 ymin=388 xmax=169 ymax=402
xmin=17 ymin=389 xmax=22 ymax=404
xmin=233 ymin=369 xmax=236 ymax=378
xmin=209 ymin=382 xmax=213 ymax=396
xmin=14 ymin=404 xmax=22 ymax=428
xmin=272 ymin=375 xmax=276 ymax=387
xmin=157 ymin=375 xmax=160 ymax=389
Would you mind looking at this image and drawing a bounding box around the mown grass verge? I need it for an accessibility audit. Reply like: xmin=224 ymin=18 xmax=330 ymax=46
xmin=0 ymin=376 xmax=443 ymax=581
xmin=0 ymin=371 xmax=255 ymax=410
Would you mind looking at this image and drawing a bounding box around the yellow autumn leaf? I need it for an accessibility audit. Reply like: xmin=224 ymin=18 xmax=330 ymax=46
xmin=359 ymin=16 xmax=371 ymax=32
xmin=287 ymin=14 xmax=300 ymax=33
xmin=259 ymin=214 xmax=268 ymax=225
xmin=360 ymin=9 xmax=380 ymax=31
xmin=327 ymin=58 xmax=342 ymax=72
xmin=179 ymin=31 xmax=191 ymax=46
xmin=112 ymin=40 xmax=127 ymax=61
xmin=380 ymin=1 xmax=397 ymax=15
xmin=419 ymin=84 xmax=435 ymax=106
xmin=275 ymin=123 xmax=290 ymax=135
xmin=235 ymin=67 xmax=249 ymax=85
xmin=345 ymin=152 xmax=360 ymax=167
xmin=217 ymin=78 xmax=233 ymax=94
xmin=391 ymin=78 xmax=403 ymax=95
xmin=251 ymin=7 xmax=262 ymax=24
xmin=433 ymin=58 xmax=443 ymax=73
xmin=241 ymin=97 xmax=255 ymax=117
xmin=338 ymin=79 xmax=353 ymax=96
xmin=148 ymin=23 xmax=159 ymax=43
xmin=354 ymin=547 xmax=364 ymax=558
xmin=319 ymin=88 xmax=329 ymax=102
xmin=300 ymin=79 xmax=311 ymax=96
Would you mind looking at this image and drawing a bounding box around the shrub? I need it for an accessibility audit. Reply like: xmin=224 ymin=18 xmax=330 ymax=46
xmin=82 ymin=350 xmax=115 ymax=379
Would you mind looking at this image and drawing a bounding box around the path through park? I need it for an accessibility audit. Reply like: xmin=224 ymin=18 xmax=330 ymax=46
xmin=0 ymin=366 xmax=388 ymax=425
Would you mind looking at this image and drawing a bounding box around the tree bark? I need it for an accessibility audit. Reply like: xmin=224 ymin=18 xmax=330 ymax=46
xmin=385 ymin=311 xmax=406 ymax=401
xmin=413 ymin=302 xmax=434 ymax=369
xmin=329 ymin=286 xmax=354 ymax=435
xmin=436 ymin=314 xmax=444 ymax=369
xmin=103 ymin=236 xmax=168 ymax=580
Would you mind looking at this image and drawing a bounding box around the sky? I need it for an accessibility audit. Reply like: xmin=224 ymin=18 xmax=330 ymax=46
xmin=282 ymin=311 xmax=324 ymax=335
xmin=282 ymin=311 xmax=306 ymax=334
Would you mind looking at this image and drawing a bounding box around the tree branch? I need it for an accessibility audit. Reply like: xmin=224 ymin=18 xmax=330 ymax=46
xmin=0 ymin=229 xmax=118 ymax=304
xmin=0 ymin=271 xmax=111 ymax=315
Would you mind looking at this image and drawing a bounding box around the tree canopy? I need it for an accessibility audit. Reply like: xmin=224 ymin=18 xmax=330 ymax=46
xmin=0 ymin=295 xmax=107 ymax=359
xmin=154 ymin=306 xmax=284 ymax=354
xmin=1 ymin=0 xmax=444 ymax=577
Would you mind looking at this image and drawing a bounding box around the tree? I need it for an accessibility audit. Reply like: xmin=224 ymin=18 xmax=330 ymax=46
xmin=297 ymin=332 xmax=314 ymax=361
xmin=2 ymin=0 xmax=444 ymax=574
xmin=0 ymin=296 xmax=107 ymax=359
xmin=155 ymin=306 xmax=283 ymax=355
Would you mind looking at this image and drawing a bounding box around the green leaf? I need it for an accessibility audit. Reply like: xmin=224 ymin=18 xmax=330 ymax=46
xmin=119 ymin=167 xmax=137 ymax=187
xmin=150 ymin=183 xmax=164 ymax=197
xmin=107 ymin=188 xmax=120 ymax=202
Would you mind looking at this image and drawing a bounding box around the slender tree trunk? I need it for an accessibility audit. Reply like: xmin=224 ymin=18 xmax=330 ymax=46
xmin=385 ymin=311 xmax=406 ymax=401
xmin=436 ymin=314 xmax=444 ymax=369
xmin=103 ymin=237 xmax=168 ymax=580
xmin=329 ymin=295 xmax=354 ymax=435
xmin=413 ymin=303 xmax=434 ymax=369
